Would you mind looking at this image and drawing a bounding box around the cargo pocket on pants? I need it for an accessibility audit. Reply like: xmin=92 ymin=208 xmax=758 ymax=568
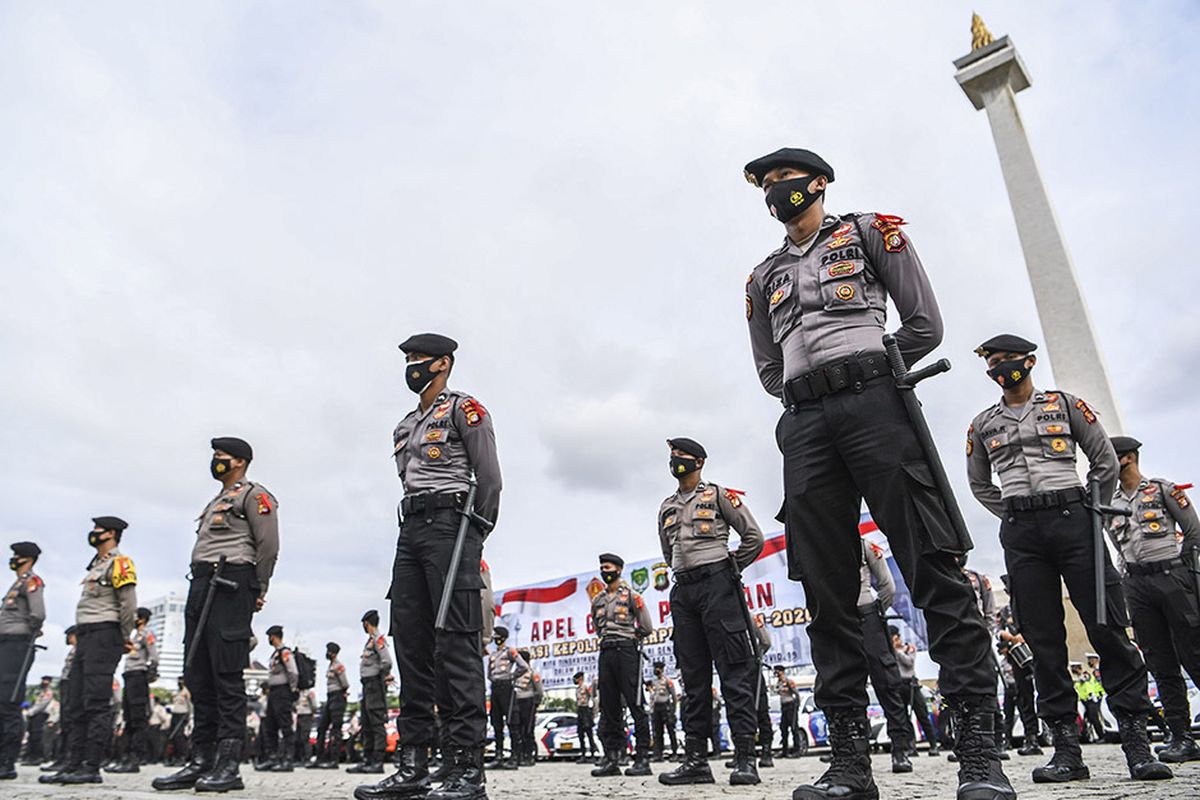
xmin=901 ymin=460 xmax=964 ymax=554
xmin=720 ymin=617 xmax=752 ymax=665
xmin=441 ymin=589 xmax=484 ymax=633
xmin=218 ymin=626 xmax=253 ymax=673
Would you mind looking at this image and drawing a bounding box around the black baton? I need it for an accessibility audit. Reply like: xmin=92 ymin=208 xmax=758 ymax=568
xmin=8 ymin=640 xmax=47 ymax=704
xmin=186 ymin=555 xmax=238 ymax=672
xmin=727 ymin=554 xmax=764 ymax=713
xmin=883 ymin=334 xmax=973 ymax=551
xmin=435 ymin=478 xmax=495 ymax=632
xmin=1086 ymin=479 xmax=1130 ymax=626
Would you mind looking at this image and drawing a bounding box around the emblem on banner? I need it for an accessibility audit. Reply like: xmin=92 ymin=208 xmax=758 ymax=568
xmin=585 ymin=577 xmax=605 ymax=601
xmin=653 ymin=562 xmax=670 ymax=591
xmin=631 ymin=566 xmax=649 ymax=593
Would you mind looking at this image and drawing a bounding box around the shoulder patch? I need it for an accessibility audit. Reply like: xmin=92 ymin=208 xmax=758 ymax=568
xmin=746 ymin=293 xmax=753 ymax=320
xmin=1171 ymin=484 xmax=1192 ymax=509
xmin=336 ymin=663 xmax=345 ymax=672
xmin=870 ymin=213 xmax=908 ymax=253
xmin=460 ymin=398 xmax=488 ymax=427
xmin=255 ymin=492 xmax=273 ymax=515
xmin=723 ymin=488 xmax=745 ymax=508
xmin=146 ymin=633 xmax=156 ymax=644
xmin=111 ymin=556 xmax=137 ymax=589
xmin=376 ymin=635 xmax=387 ymax=649
xmin=634 ymin=593 xmax=644 ymax=609
xmin=281 ymin=649 xmax=290 ymax=662
xmin=868 ymin=541 xmax=885 ymax=560
xmin=966 ymin=423 xmax=975 ymax=456
xmin=26 ymin=575 xmax=43 ymax=593
xmin=1073 ymin=398 xmax=1097 ymax=424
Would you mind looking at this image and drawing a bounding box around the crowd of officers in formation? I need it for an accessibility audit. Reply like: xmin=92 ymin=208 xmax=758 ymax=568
xmin=1 ymin=148 xmax=1199 ymax=800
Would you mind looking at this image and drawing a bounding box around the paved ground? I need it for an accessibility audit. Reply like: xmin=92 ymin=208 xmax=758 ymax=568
xmin=4 ymin=746 xmax=1198 ymax=799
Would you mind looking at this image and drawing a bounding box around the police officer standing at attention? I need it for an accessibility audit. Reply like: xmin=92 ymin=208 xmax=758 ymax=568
xmin=590 ymin=553 xmax=654 ymax=778
xmin=648 ymin=661 xmax=678 ymax=762
xmin=312 ymin=642 xmax=349 ymax=769
xmin=655 ymin=438 xmax=764 ymax=786
xmin=350 ymin=609 xmax=391 ymax=775
xmin=773 ymin=666 xmax=802 ymax=758
xmin=572 ymin=672 xmax=597 ymax=763
xmin=743 ymin=149 xmax=1012 ymax=800
xmin=42 ymin=517 xmax=138 ymax=785
xmin=356 ymin=333 xmax=501 ymax=800
xmin=967 ymin=335 xmax=1170 ymax=783
xmin=154 ymin=436 xmax=280 ymax=793
xmin=257 ymin=625 xmax=298 ymax=772
xmin=1108 ymin=435 xmax=1200 ymax=763
xmin=0 ymin=541 xmax=45 ymax=780
xmin=109 ymin=606 xmax=158 ymax=773
xmin=485 ymin=625 xmax=527 ymax=770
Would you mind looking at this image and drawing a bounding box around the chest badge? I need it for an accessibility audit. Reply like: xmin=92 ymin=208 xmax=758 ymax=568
xmin=827 ymin=261 xmax=855 ymax=277
xmin=989 ymin=438 xmax=1003 ymax=450
xmin=770 ymin=288 xmax=786 ymax=306
xmin=832 ymin=223 xmax=853 ymax=236
xmin=826 ymin=235 xmax=852 ymax=249
xmin=1045 ymin=424 xmax=1064 ymax=434
xmin=1050 ymin=438 xmax=1068 ymax=453
xmin=432 ymin=401 xmax=452 ymax=420
xmin=834 ymin=284 xmax=856 ymax=301
xmin=427 ymin=446 xmax=443 ymax=459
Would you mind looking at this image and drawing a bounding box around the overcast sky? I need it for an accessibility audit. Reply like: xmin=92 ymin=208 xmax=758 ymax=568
xmin=2 ymin=2 xmax=1197 ymax=686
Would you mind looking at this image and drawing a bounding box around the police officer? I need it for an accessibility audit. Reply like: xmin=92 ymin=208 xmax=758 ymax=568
xmin=890 ymin=630 xmax=940 ymax=756
xmin=510 ymin=650 xmax=541 ymax=767
xmin=773 ymin=666 xmax=802 ymax=757
xmin=41 ymin=517 xmax=137 ymax=785
xmin=350 ymin=609 xmax=391 ymax=775
xmin=355 ymin=333 xmax=501 ymax=800
xmin=572 ymin=672 xmax=597 ymax=763
xmin=255 ymin=625 xmax=298 ymax=772
xmin=166 ymin=677 xmax=191 ymax=767
xmin=654 ymin=438 xmax=764 ymax=786
xmin=743 ymin=148 xmax=1011 ymax=800
xmin=995 ymin=605 xmax=1041 ymax=757
xmin=750 ymin=621 xmax=774 ymax=768
xmin=153 ymin=436 xmax=280 ymax=793
xmin=967 ymin=334 xmax=1170 ymax=782
xmin=648 ymin=661 xmax=678 ymax=762
xmin=296 ymin=683 xmax=317 ymax=765
xmin=485 ymin=625 xmax=527 ymax=769
xmin=1 ymin=541 xmax=45 ymax=779
xmin=42 ymin=627 xmax=77 ymax=775
xmin=856 ymin=539 xmax=916 ymax=774
xmin=108 ymin=607 xmax=158 ymax=772
xmin=590 ymin=553 xmax=654 ymax=778
xmin=1108 ymin=435 xmax=1200 ymax=763
xmin=311 ymin=642 xmax=349 ymax=768
xmin=23 ymin=676 xmax=55 ymax=766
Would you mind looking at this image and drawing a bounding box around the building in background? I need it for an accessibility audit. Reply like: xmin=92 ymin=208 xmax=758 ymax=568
xmin=144 ymin=592 xmax=186 ymax=687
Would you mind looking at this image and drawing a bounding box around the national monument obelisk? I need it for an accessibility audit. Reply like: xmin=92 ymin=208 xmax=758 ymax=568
xmin=953 ymin=15 xmax=1124 ymax=433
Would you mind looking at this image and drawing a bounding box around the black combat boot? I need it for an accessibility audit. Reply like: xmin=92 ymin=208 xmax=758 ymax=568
xmin=729 ymin=737 xmax=759 ymax=786
xmin=1016 ymin=719 xmax=1043 ymax=757
xmin=153 ymin=741 xmax=216 ymax=790
xmin=427 ymin=747 xmax=486 ymax=800
xmin=658 ymin=739 xmax=714 ymax=785
xmin=792 ymin=708 xmax=877 ymax=800
xmin=484 ymin=742 xmax=504 ymax=769
xmin=949 ymin=698 xmax=1015 ymax=800
xmin=759 ymin=739 xmax=775 ymax=768
xmin=1117 ymin=712 xmax=1173 ymax=780
xmin=624 ymin=746 xmax=652 ymax=776
xmin=348 ymin=752 xmax=379 ymax=774
xmin=107 ymin=756 xmax=141 ymax=773
xmin=39 ymin=759 xmax=81 ymax=784
xmin=195 ymin=738 xmax=244 ymax=793
xmin=1031 ymin=717 xmax=1088 ymax=783
xmin=891 ymin=742 xmax=913 ymax=774
xmin=58 ymin=762 xmax=103 ymax=784
xmin=590 ymin=749 xmax=621 ymax=777
xmin=354 ymin=745 xmax=431 ymax=800
xmin=253 ymin=750 xmax=277 ymax=772
xmin=431 ymin=748 xmax=458 ymax=781
xmin=271 ymin=751 xmax=295 ymax=772
xmin=1158 ymin=730 xmax=1200 ymax=763
xmin=0 ymin=759 xmax=15 ymax=780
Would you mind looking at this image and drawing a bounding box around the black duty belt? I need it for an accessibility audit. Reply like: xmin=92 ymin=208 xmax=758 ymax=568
xmin=783 ymin=353 xmax=889 ymax=406
xmin=401 ymin=491 xmax=465 ymax=517
xmin=75 ymin=621 xmax=120 ymax=634
xmin=673 ymin=560 xmax=732 ymax=585
xmin=599 ymin=638 xmax=638 ymax=650
xmin=1125 ymin=555 xmax=1188 ymax=576
xmin=1002 ymin=487 xmax=1087 ymax=513
xmin=190 ymin=561 xmax=255 ymax=579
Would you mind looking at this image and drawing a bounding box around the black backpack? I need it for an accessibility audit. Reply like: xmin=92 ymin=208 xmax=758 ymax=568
xmin=294 ymin=649 xmax=317 ymax=690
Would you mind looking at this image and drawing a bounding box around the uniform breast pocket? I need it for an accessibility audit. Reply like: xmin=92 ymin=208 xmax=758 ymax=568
xmin=1035 ymin=422 xmax=1075 ymax=459
xmin=982 ymin=430 xmax=1017 ymax=468
xmin=1137 ymin=507 xmax=1170 ymax=537
xmin=1109 ymin=516 xmax=1130 ymax=543
xmin=693 ymin=507 xmax=719 ymax=537
xmin=819 ymin=260 xmax=869 ymax=312
xmin=422 ymin=442 xmax=452 ymax=464
xmin=208 ymin=503 xmax=234 ymax=530
xmin=766 ymin=279 xmax=798 ymax=343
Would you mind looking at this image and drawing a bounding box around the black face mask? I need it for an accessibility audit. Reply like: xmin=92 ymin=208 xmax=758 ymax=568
xmin=670 ymin=455 xmax=699 ymax=478
xmin=765 ymin=176 xmax=825 ymax=224
xmin=88 ymin=530 xmax=105 ymax=548
xmin=8 ymin=558 xmax=22 ymax=572
xmin=405 ymin=359 xmax=439 ymax=394
xmin=986 ymin=358 xmax=1031 ymax=389
xmin=210 ymin=457 xmax=233 ymax=480
xmin=600 ymin=571 xmax=619 ymax=585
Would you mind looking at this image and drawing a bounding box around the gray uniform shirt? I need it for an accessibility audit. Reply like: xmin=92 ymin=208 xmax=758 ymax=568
xmin=967 ymin=388 xmax=1118 ymax=517
xmin=297 ymin=689 xmax=317 ymax=715
xmin=392 ymin=389 xmax=503 ymax=525
xmin=895 ymin=647 xmax=917 ymax=680
xmin=192 ymin=480 xmax=280 ymax=598
xmin=170 ymin=687 xmax=192 ymax=715
xmin=0 ymin=570 xmax=45 ymax=635
xmin=746 ymin=212 xmax=944 ymax=398
xmin=575 ymin=681 xmax=595 ymax=710
xmin=61 ymin=646 xmax=75 ymax=682
xmin=658 ymin=482 xmax=765 ymax=572
xmin=360 ymin=632 xmax=393 ymax=679
xmin=29 ymin=686 xmax=54 ymax=715
xmin=327 ymin=658 xmax=350 ymax=694
xmin=123 ymin=625 xmax=159 ymax=673
xmin=650 ymin=674 xmax=677 ymax=705
xmin=856 ymin=539 xmax=896 ymax=611
xmin=76 ymin=550 xmax=138 ymax=636
xmin=1110 ymin=478 xmax=1200 ymax=566
xmin=514 ymin=669 xmax=543 ymax=701
xmin=268 ymin=646 xmax=299 ymax=690
xmin=487 ymin=646 xmax=529 ymax=683
xmin=591 ymin=580 xmax=654 ymax=643
xmin=774 ymin=675 xmax=798 ymax=705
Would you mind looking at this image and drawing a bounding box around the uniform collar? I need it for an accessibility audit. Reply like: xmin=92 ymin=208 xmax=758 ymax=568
xmin=675 ymin=480 xmax=707 ymax=501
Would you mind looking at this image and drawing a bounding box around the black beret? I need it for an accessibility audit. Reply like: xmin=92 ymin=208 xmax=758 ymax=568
xmin=266 ymin=625 xmax=284 ymax=638
xmin=772 ymin=664 xmax=786 ymax=672
xmin=91 ymin=516 xmax=128 ymax=532
xmin=598 ymin=552 xmax=624 ymax=568
xmin=136 ymin=607 xmax=152 ymax=620
xmin=667 ymin=437 xmax=707 ymax=459
xmin=652 ymin=660 xmax=665 ymax=669
xmin=1110 ymin=436 xmax=1143 ymax=456
xmin=326 ymin=642 xmax=340 ymax=654
xmin=974 ymin=334 xmax=1038 ymax=359
xmin=41 ymin=675 xmax=54 ymax=682
xmin=744 ymin=148 xmax=835 ymax=188
xmin=64 ymin=625 xmax=77 ymax=637
xmin=399 ymin=333 xmax=458 ymax=358
xmin=493 ymin=626 xmax=509 ymax=639
xmin=887 ymin=625 xmax=900 ymax=638
xmin=518 ymin=649 xmax=531 ymax=662
xmin=10 ymin=541 xmax=41 ymax=558
xmin=362 ymin=609 xmax=380 ymax=625
xmin=573 ymin=671 xmax=585 ymax=680
xmin=211 ymin=437 xmax=253 ymax=462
